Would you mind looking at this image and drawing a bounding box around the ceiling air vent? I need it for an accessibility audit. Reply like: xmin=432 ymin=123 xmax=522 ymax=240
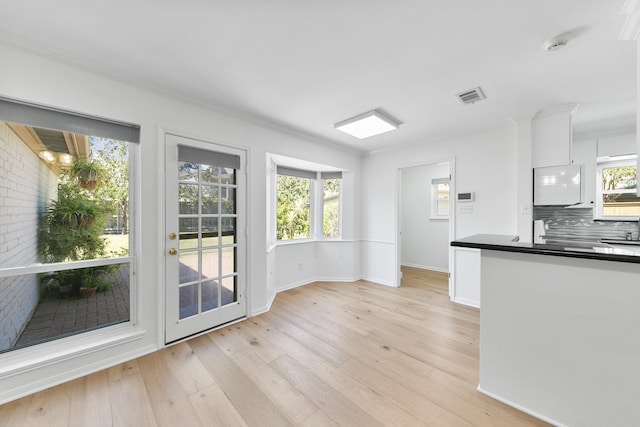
xmin=455 ymin=87 xmax=486 ymax=105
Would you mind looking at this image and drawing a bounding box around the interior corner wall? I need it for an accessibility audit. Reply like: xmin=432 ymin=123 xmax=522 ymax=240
xmin=361 ymin=124 xmax=518 ymax=289
xmin=268 ymin=168 xmax=362 ymax=300
xmin=0 ymin=44 xmax=363 ymax=403
xmin=515 ymin=118 xmax=534 ymax=242
xmin=400 ymin=163 xmax=450 ymax=272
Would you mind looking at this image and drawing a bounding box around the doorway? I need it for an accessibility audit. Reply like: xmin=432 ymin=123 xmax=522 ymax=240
xmin=164 ymin=133 xmax=247 ymax=344
xmin=397 ymin=160 xmax=454 ymax=294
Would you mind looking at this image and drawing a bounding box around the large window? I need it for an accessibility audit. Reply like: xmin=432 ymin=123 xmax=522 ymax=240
xmin=0 ymin=97 xmax=138 ymax=353
xmin=596 ymin=155 xmax=640 ymax=219
xmin=276 ymin=165 xmax=342 ymax=241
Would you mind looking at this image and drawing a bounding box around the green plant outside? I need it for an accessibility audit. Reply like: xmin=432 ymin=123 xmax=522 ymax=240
xmin=39 ymin=160 xmax=119 ymax=297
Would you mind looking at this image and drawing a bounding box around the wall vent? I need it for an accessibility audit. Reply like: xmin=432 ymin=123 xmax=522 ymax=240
xmin=455 ymin=87 xmax=486 ymax=105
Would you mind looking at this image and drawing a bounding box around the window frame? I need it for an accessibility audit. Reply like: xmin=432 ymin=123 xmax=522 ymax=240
xmin=273 ymin=162 xmax=343 ymax=244
xmin=0 ymin=98 xmax=140 ymax=357
xmin=320 ymin=174 xmax=342 ymax=239
xmin=430 ymin=177 xmax=450 ymax=220
xmin=595 ymin=155 xmax=639 ymax=220
xmin=275 ymin=168 xmax=315 ymax=242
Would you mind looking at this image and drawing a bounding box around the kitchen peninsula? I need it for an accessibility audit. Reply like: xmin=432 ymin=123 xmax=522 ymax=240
xmin=452 ymin=234 xmax=640 ymax=427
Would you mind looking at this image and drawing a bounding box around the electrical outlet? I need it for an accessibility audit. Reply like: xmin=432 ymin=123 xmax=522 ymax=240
xmin=459 ymin=204 xmax=474 ymax=214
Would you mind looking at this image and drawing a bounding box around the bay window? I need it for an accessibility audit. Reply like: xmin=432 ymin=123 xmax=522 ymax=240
xmin=275 ymin=165 xmax=342 ymax=242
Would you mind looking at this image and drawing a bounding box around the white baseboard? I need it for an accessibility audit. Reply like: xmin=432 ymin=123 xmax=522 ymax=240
xmin=450 ymin=296 xmax=480 ymax=309
xmin=360 ymin=275 xmax=396 ymax=287
xmin=251 ymin=275 xmax=379 ymax=316
xmin=477 ymin=385 xmax=564 ymax=427
xmin=400 ymin=263 xmax=448 ymax=273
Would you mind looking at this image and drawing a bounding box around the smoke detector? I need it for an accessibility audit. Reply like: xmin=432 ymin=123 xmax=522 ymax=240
xmin=543 ymin=34 xmax=569 ymax=51
xmin=455 ymin=87 xmax=486 ymax=105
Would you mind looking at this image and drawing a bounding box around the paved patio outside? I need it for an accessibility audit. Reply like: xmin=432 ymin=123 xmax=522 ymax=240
xmin=12 ymin=264 xmax=130 ymax=350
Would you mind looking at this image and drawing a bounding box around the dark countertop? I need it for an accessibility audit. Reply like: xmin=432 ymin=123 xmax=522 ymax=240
xmin=451 ymin=234 xmax=640 ymax=264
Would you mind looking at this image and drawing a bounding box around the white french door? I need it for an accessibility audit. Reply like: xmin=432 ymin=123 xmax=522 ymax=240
xmin=164 ymin=133 xmax=246 ymax=343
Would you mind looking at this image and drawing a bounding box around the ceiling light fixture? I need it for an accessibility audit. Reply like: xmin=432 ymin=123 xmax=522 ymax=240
xmin=39 ymin=150 xmax=75 ymax=166
xmin=334 ymin=109 xmax=400 ymax=139
xmin=543 ymin=33 xmax=570 ymax=51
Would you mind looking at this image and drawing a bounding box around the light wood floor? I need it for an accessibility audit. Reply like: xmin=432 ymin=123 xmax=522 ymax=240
xmin=0 ymin=267 xmax=549 ymax=426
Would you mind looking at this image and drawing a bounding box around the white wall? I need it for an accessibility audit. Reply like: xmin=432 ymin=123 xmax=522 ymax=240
xmin=400 ymin=163 xmax=449 ymax=272
xmin=0 ymin=45 xmax=362 ymax=402
xmin=361 ymin=124 xmax=518 ymax=298
xmin=514 ymin=118 xmax=534 ymax=242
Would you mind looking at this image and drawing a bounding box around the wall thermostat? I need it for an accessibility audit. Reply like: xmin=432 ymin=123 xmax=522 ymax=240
xmin=457 ymin=192 xmax=474 ymax=202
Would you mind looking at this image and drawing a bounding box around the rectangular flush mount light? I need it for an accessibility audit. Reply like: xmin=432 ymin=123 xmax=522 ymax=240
xmin=334 ymin=109 xmax=400 ymax=139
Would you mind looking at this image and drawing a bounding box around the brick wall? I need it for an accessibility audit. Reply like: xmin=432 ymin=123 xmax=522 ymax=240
xmin=0 ymin=122 xmax=58 ymax=351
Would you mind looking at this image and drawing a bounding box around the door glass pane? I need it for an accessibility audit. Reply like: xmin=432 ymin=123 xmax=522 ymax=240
xmin=179 ymin=184 xmax=199 ymax=214
xmin=221 ymin=276 xmax=236 ymax=306
xmin=179 ymin=251 xmax=199 ymax=284
xmin=221 ymin=247 xmax=236 ymax=276
xmin=201 ymin=186 xmax=218 ymax=214
xmin=179 ymin=162 xmax=198 ymax=181
xmin=179 ymin=217 xmax=198 ymax=250
xmin=201 ymin=165 xmax=218 ymax=183
xmin=221 ymin=188 xmax=235 ymax=214
xmin=202 ymin=280 xmax=220 ymax=312
xmin=179 ymin=284 xmax=199 ymax=319
xmin=221 ymin=168 xmax=235 ymax=185
xmin=222 ymin=218 xmax=236 ymax=245
xmin=202 ymin=248 xmax=219 ymax=279
xmin=201 ymin=217 xmax=218 ymax=247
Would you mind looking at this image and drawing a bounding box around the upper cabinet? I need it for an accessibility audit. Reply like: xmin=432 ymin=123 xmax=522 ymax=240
xmin=571 ymin=137 xmax=597 ymax=207
xmin=532 ymin=104 xmax=578 ymax=168
xmin=620 ymin=1 xmax=640 ymax=196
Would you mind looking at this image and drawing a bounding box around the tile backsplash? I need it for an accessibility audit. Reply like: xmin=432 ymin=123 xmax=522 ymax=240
xmin=533 ymin=207 xmax=639 ymax=242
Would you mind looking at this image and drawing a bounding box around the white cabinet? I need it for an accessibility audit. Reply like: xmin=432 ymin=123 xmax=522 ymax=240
xmin=597 ymin=133 xmax=636 ymax=157
xmin=533 ymin=164 xmax=582 ymax=206
xmin=452 ymin=247 xmax=480 ymax=308
xmin=532 ymin=104 xmax=578 ymax=168
xmin=571 ymin=138 xmax=596 ymax=207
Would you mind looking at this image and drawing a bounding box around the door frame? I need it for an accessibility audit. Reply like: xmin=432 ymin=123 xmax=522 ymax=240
xmin=395 ymin=156 xmax=456 ymax=297
xmin=162 ymin=130 xmax=248 ymax=345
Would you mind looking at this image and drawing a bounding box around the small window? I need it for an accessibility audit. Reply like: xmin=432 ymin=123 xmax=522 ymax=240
xmin=322 ymin=174 xmax=341 ymax=238
xmin=596 ymin=156 xmax=640 ymax=220
xmin=276 ymin=169 xmax=312 ymax=241
xmin=431 ymin=178 xmax=450 ymax=219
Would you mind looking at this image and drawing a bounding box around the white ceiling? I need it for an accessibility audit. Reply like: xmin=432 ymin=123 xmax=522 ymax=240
xmin=0 ymin=0 xmax=635 ymax=152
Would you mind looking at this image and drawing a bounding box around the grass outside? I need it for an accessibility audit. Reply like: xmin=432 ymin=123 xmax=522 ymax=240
xmin=103 ymin=234 xmax=129 ymax=255
xmin=103 ymin=234 xmax=235 ymax=254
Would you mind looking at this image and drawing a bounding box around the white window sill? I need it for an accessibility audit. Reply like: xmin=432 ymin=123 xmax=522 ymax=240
xmin=0 ymin=322 xmax=146 ymax=380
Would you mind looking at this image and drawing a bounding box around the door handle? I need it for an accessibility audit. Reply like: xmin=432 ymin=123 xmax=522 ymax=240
xmin=169 ymin=248 xmax=177 ymax=255
xmin=168 ymin=232 xmax=177 ymax=240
